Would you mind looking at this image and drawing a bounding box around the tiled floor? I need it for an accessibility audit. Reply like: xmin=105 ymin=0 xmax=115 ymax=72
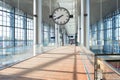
xmin=0 ymin=46 xmax=89 ymax=80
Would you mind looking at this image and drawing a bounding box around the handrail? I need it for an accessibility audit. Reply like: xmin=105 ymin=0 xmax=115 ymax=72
xmin=80 ymin=46 xmax=120 ymax=80
xmin=103 ymin=60 xmax=120 ymax=75
xmin=95 ymin=54 xmax=120 ymax=56
xmin=95 ymin=54 xmax=120 ymax=80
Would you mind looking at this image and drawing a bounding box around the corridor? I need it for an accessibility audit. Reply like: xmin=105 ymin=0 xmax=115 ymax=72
xmin=0 ymin=46 xmax=93 ymax=80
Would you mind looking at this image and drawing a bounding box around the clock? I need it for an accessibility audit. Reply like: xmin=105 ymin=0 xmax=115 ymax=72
xmin=52 ymin=7 xmax=70 ymax=25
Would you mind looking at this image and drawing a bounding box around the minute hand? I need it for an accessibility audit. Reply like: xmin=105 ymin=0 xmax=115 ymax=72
xmin=54 ymin=15 xmax=64 ymax=20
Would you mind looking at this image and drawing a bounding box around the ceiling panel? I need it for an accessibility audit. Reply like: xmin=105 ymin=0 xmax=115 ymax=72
xmin=3 ymin=0 xmax=120 ymax=34
xmin=90 ymin=0 xmax=120 ymax=25
xmin=3 ymin=0 xmax=33 ymax=15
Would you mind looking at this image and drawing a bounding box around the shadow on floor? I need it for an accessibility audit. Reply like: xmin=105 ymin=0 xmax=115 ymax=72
xmin=0 ymin=75 xmax=45 ymax=80
xmin=0 ymin=47 xmax=87 ymax=80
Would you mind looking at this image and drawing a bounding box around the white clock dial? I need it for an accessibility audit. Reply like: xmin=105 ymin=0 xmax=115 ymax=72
xmin=52 ymin=7 xmax=70 ymax=25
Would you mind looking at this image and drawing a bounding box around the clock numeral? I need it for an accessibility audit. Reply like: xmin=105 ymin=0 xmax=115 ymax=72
xmin=53 ymin=16 xmax=56 ymax=18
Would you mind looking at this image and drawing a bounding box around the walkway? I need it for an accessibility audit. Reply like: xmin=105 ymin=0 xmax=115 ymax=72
xmin=0 ymin=46 xmax=90 ymax=80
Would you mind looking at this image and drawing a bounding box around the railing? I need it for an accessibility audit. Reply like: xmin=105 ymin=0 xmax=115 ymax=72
xmin=95 ymin=54 xmax=120 ymax=80
xmin=80 ymin=46 xmax=120 ymax=80
xmin=79 ymin=46 xmax=95 ymax=80
xmin=107 ymin=61 xmax=120 ymax=72
xmin=81 ymin=53 xmax=95 ymax=80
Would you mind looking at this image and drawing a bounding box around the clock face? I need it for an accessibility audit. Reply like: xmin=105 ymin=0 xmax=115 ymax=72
xmin=52 ymin=7 xmax=70 ymax=25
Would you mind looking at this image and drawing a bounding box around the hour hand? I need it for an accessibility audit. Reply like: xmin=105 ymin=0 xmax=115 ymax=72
xmin=54 ymin=15 xmax=64 ymax=20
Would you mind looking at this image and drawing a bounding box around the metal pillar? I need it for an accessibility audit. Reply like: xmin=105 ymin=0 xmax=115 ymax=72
xmin=91 ymin=25 xmax=95 ymax=47
xmin=53 ymin=25 xmax=55 ymax=45
xmin=103 ymin=19 xmax=107 ymax=54
xmin=94 ymin=55 xmax=98 ymax=80
xmin=77 ymin=16 xmax=81 ymax=45
xmin=55 ymin=24 xmax=58 ymax=47
xmin=10 ymin=7 xmax=15 ymax=47
xmin=97 ymin=22 xmax=100 ymax=45
xmin=97 ymin=22 xmax=101 ymax=53
xmin=112 ymin=11 xmax=117 ymax=53
xmin=84 ymin=0 xmax=90 ymax=49
xmin=33 ymin=0 xmax=37 ymax=56
xmin=63 ymin=29 xmax=66 ymax=46
xmin=81 ymin=0 xmax=84 ymax=46
xmin=48 ymin=24 xmax=51 ymax=44
xmin=41 ymin=22 xmax=45 ymax=46
xmin=37 ymin=0 xmax=42 ymax=45
xmin=64 ymin=33 xmax=66 ymax=46
xmin=33 ymin=0 xmax=43 ymax=56
xmin=23 ymin=13 xmax=27 ymax=46
xmin=75 ymin=33 xmax=78 ymax=46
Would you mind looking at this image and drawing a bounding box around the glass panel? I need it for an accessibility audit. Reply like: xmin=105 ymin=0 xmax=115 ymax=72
xmin=0 ymin=0 xmax=33 ymax=68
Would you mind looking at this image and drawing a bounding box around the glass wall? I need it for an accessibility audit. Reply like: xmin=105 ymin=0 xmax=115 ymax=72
xmin=43 ymin=23 xmax=55 ymax=46
xmin=0 ymin=1 xmax=12 ymax=48
xmin=0 ymin=1 xmax=33 ymax=49
xmin=49 ymin=25 xmax=55 ymax=45
xmin=90 ymin=9 xmax=120 ymax=54
xmin=0 ymin=0 xmax=34 ymax=68
xmin=43 ymin=23 xmax=49 ymax=46
xmin=27 ymin=18 xmax=33 ymax=46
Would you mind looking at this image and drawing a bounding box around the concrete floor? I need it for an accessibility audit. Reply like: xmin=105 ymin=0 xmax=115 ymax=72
xmin=0 ymin=46 xmax=93 ymax=80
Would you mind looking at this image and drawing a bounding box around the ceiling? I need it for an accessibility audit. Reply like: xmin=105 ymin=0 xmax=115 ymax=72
xmin=57 ymin=0 xmax=77 ymax=35
xmin=90 ymin=0 xmax=120 ymax=25
xmin=2 ymin=0 xmax=33 ymax=16
xmin=2 ymin=0 xmax=120 ymax=35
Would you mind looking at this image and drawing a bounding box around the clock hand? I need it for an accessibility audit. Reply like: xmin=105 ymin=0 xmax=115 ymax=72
xmin=54 ymin=14 xmax=64 ymax=20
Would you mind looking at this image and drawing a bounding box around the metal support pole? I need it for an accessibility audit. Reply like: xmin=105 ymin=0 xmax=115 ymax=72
xmin=33 ymin=0 xmax=37 ymax=56
xmin=94 ymin=55 xmax=98 ymax=80
xmin=23 ymin=13 xmax=27 ymax=46
xmin=85 ymin=0 xmax=90 ymax=49
xmin=55 ymin=24 xmax=58 ymax=47
xmin=103 ymin=19 xmax=107 ymax=54
xmin=81 ymin=0 xmax=84 ymax=45
xmin=10 ymin=7 xmax=15 ymax=47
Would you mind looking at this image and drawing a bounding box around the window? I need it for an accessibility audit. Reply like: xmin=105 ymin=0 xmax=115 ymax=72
xmin=90 ymin=9 xmax=120 ymax=54
xmin=0 ymin=1 xmax=33 ymax=48
xmin=27 ymin=18 xmax=33 ymax=45
xmin=43 ymin=24 xmax=49 ymax=46
xmin=50 ymin=26 xmax=55 ymax=43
